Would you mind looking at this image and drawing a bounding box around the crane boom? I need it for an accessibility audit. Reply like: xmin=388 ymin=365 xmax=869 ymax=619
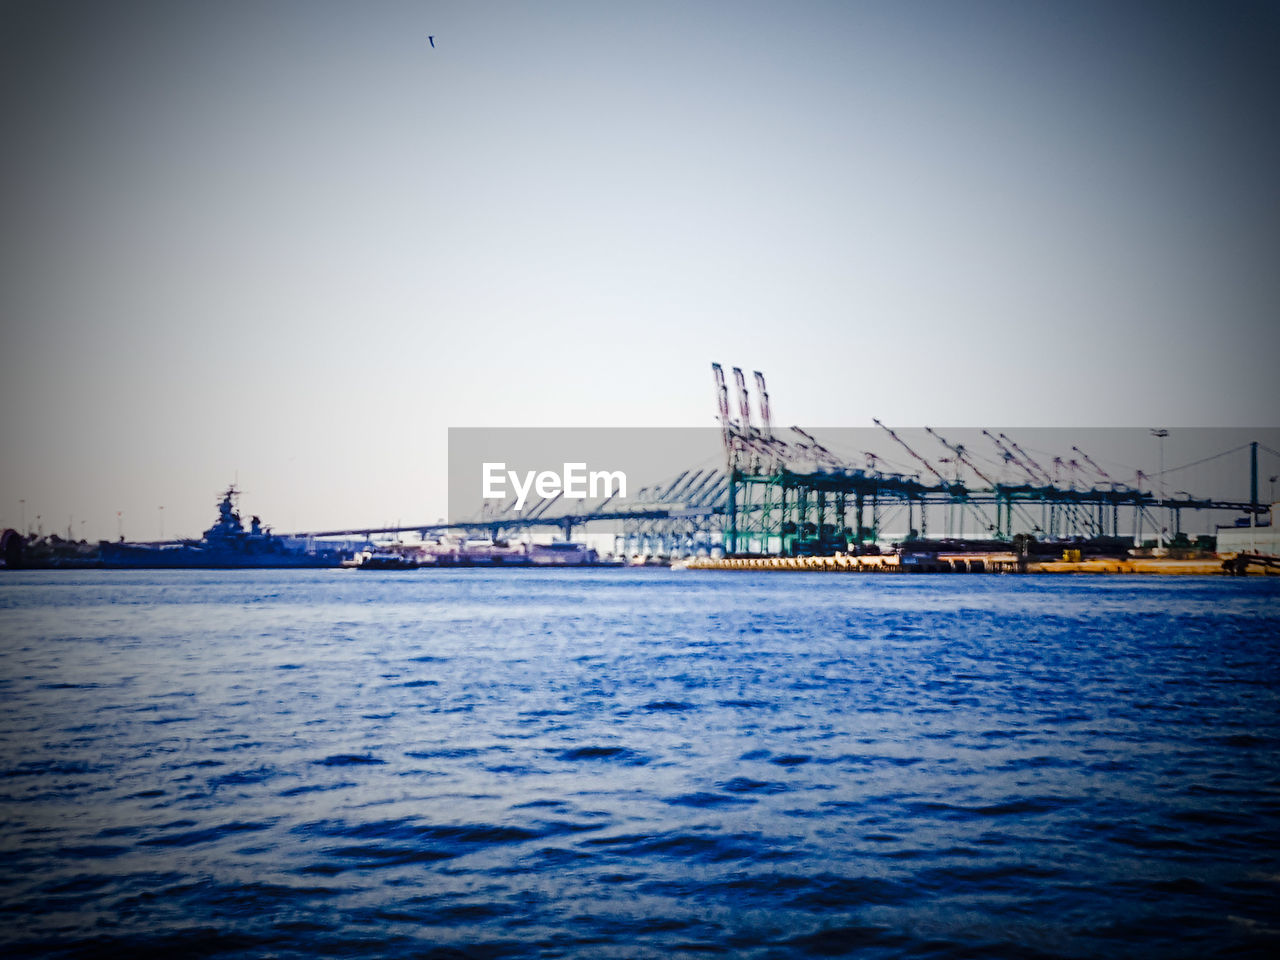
xmin=982 ymin=429 xmax=1038 ymax=483
xmin=732 ymin=367 xmax=753 ymax=431
xmin=789 ymin=426 xmax=845 ymax=468
xmin=1072 ymin=445 xmax=1114 ymax=483
xmin=925 ymin=427 xmax=997 ymax=487
xmin=711 ymin=363 xmax=733 ymax=458
xmin=753 ymin=370 xmax=772 ymax=438
xmin=873 ymin=419 xmax=950 ymax=486
xmin=711 ymin=363 xmax=731 ymax=423
xmin=1000 ymin=433 xmax=1053 ymax=484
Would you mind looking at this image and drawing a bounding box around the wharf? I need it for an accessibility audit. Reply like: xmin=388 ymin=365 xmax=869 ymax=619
xmin=680 ymin=553 xmax=1279 ymax=575
xmin=680 ymin=554 xmax=1018 ymax=573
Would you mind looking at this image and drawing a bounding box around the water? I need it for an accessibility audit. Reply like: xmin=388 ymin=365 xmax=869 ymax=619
xmin=1 ymin=569 xmax=1277 ymax=959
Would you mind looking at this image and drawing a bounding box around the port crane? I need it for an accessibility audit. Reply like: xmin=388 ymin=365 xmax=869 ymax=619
xmin=284 ymin=365 xmax=1275 ymax=562
xmin=924 ymin=426 xmax=1008 ymax=537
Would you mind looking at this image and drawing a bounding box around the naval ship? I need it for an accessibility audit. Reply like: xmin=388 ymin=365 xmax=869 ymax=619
xmin=100 ymin=486 xmax=346 ymax=569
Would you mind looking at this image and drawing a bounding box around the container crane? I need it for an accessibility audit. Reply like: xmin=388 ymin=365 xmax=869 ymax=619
xmin=925 ymin=426 xmax=1010 ymax=537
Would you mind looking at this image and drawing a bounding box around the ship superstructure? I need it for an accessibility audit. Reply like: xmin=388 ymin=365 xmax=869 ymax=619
xmin=100 ymin=486 xmax=346 ymax=568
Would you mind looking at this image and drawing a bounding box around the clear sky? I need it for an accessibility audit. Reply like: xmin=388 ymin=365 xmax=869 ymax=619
xmin=2 ymin=0 xmax=1277 ymax=540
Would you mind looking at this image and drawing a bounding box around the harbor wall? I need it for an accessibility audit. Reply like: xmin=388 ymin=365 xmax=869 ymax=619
xmin=681 ymin=553 xmax=1278 ymax=575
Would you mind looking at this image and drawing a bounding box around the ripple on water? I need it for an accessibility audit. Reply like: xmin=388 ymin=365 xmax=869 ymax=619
xmin=0 ymin=570 xmax=1276 ymax=959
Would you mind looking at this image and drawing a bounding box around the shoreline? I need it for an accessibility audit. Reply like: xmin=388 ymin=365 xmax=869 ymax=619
xmin=679 ymin=553 xmax=1279 ymax=576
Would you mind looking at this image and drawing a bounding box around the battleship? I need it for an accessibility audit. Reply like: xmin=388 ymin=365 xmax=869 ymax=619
xmin=99 ymin=486 xmax=347 ymax=569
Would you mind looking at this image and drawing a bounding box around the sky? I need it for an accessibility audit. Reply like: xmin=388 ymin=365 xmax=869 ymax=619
xmin=1 ymin=0 xmax=1277 ymax=540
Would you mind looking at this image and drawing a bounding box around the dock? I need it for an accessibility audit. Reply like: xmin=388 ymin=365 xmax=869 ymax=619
xmin=680 ymin=553 xmax=1279 ymax=575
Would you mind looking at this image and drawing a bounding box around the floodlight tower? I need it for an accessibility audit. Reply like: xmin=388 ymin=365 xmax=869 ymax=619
xmin=1151 ymin=428 xmax=1168 ymax=551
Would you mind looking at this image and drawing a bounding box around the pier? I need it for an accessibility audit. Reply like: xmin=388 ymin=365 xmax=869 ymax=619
xmin=680 ymin=553 xmax=1268 ymax=576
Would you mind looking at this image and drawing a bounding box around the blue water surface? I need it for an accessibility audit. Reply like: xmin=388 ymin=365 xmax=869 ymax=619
xmin=0 ymin=569 xmax=1277 ymax=958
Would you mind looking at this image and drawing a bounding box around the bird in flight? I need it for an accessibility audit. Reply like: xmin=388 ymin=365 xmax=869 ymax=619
xmin=429 ymin=36 xmax=435 ymax=48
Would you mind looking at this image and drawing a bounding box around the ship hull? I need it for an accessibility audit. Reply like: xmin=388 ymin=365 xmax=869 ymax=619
xmin=100 ymin=544 xmax=342 ymax=569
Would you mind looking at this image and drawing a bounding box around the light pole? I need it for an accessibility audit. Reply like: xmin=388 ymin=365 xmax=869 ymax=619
xmin=1151 ymin=429 xmax=1168 ymax=551
xmin=159 ymin=506 xmax=164 ymax=541
xmin=19 ymin=499 xmax=25 ymax=535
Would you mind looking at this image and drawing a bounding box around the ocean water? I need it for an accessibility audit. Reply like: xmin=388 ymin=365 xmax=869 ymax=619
xmin=0 ymin=569 xmax=1277 ymax=959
